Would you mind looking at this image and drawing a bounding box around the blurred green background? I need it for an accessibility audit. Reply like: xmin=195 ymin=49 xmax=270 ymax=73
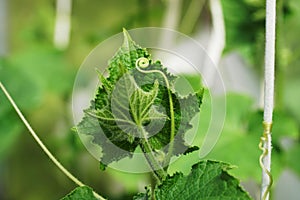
xmin=0 ymin=0 xmax=300 ymax=199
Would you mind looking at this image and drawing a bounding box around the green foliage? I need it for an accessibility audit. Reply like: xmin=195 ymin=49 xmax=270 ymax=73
xmin=75 ymin=29 xmax=203 ymax=169
xmin=221 ymin=0 xmax=292 ymax=70
xmin=134 ymin=160 xmax=251 ymax=200
xmin=168 ymin=92 xmax=299 ymax=184
xmin=0 ymin=109 xmax=22 ymax=158
xmin=2 ymin=1 xmax=169 ymax=199
xmin=0 ymin=45 xmax=75 ymax=160
xmin=9 ymin=46 xmax=74 ymax=95
xmin=206 ymin=94 xmax=298 ymax=181
xmin=3 ymin=0 xmax=300 ymax=199
xmin=221 ymin=0 xmax=265 ymax=65
xmin=220 ymin=0 xmax=300 ymax=185
xmin=61 ymin=186 xmax=98 ymax=200
xmin=74 ymin=29 xmax=251 ymax=199
xmin=0 ymin=60 xmax=36 ymax=159
xmin=285 ymin=144 xmax=300 ymax=177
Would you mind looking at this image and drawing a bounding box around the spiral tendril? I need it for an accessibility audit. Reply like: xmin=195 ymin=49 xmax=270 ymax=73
xmin=136 ymin=57 xmax=150 ymax=68
xmin=259 ymin=121 xmax=273 ymax=200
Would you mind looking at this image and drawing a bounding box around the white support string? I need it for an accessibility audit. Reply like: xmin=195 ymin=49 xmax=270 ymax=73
xmin=260 ymin=0 xmax=276 ymax=199
xmin=54 ymin=0 xmax=72 ymax=49
xmin=160 ymin=0 xmax=182 ymax=48
xmin=264 ymin=1 xmax=276 ymax=123
xmin=207 ymin=0 xmax=225 ymax=66
xmin=202 ymin=0 xmax=225 ymax=86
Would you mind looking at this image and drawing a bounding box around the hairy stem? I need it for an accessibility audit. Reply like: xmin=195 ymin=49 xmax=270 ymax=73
xmin=139 ymin=128 xmax=167 ymax=182
xmin=140 ymin=142 xmax=166 ymax=183
xmin=0 ymin=82 xmax=105 ymax=200
xmin=163 ymin=88 xmax=175 ymax=168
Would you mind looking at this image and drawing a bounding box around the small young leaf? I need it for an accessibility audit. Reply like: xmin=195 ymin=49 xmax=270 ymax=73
xmin=61 ymin=186 xmax=98 ymax=200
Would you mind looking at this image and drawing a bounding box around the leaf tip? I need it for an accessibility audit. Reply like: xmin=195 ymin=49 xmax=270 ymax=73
xmin=122 ymin=28 xmax=133 ymax=46
xmin=71 ymin=126 xmax=77 ymax=133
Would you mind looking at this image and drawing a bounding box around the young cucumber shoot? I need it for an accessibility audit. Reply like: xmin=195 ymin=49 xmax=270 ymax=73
xmin=0 ymin=29 xmax=252 ymax=200
xmin=72 ymin=29 xmax=251 ymax=200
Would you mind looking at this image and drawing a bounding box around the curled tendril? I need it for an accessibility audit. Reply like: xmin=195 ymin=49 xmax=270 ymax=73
xmin=135 ymin=57 xmax=175 ymax=168
xmin=259 ymin=121 xmax=273 ymax=200
xmin=136 ymin=57 xmax=150 ymax=68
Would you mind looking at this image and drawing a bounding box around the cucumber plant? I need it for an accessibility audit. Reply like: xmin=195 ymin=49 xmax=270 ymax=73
xmin=0 ymin=29 xmax=252 ymax=200
xmin=69 ymin=29 xmax=251 ymax=199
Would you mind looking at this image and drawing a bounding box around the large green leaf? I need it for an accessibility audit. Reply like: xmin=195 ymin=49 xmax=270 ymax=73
xmin=61 ymin=186 xmax=98 ymax=200
xmin=75 ymin=29 xmax=203 ymax=169
xmin=134 ymin=160 xmax=251 ymax=200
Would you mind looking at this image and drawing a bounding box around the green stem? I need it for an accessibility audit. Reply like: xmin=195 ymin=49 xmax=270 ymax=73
xmin=139 ymin=127 xmax=167 ymax=182
xmin=163 ymin=87 xmax=175 ymax=168
xmin=0 ymin=82 xmax=105 ymax=200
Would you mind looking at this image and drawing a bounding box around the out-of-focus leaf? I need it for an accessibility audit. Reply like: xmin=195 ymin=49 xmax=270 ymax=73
xmin=0 ymin=60 xmax=40 ymax=159
xmin=0 ymin=112 xmax=22 ymax=159
xmin=285 ymin=144 xmax=300 ymax=177
xmin=221 ymin=0 xmax=265 ymax=55
xmin=284 ymin=79 xmax=300 ymax=123
xmin=9 ymin=46 xmax=74 ymax=96
xmin=0 ymin=61 xmax=42 ymax=110
xmin=61 ymin=186 xmax=98 ymax=200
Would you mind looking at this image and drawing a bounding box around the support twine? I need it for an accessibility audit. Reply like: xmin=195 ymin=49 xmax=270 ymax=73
xmin=260 ymin=0 xmax=276 ymax=199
